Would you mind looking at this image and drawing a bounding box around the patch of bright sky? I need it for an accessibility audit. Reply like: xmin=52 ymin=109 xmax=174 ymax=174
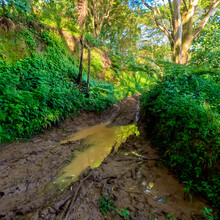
xmin=140 ymin=0 xmax=169 ymax=8
xmin=136 ymin=0 xmax=169 ymax=45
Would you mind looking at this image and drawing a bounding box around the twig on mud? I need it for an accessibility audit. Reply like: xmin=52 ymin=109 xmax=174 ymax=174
xmin=64 ymin=169 xmax=94 ymax=220
xmin=55 ymin=195 xmax=72 ymax=211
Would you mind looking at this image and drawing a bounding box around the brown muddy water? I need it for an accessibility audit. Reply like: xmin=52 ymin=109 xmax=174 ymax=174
xmin=52 ymin=124 xmax=208 ymax=220
xmin=47 ymin=123 xmax=139 ymax=191
xmin=0 ymin=96 xmax=211 ymax=219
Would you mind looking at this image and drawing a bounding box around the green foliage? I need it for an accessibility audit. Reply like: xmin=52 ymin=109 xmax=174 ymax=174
xmin=0 ymin=0 xmax=32 ymax=18
xmin=23 ymin=28 xmax=37 ymax=53
xmin=39 ymin=0 xmax=78 ymax=32
xmin=98 ymin=195 xmax=116 ymax=215
xmin=201 ymin=205 xmax=214 ymax=220
xmin=118 ymin=208 xmax=130 ymax=220
xmin=101 ymin=2 xmax=142 ymax=56
xmin=98 ymin=194 xmax=130 ymax=219
xmin=141 ymin=63 xmax=220 ymax=207
xmin=86 ymin=79 xmax=115 ymax=111
xmin=85 ymin=32 xmax=102 ymax=47
xmin=90 ymin=49 xmax=103 ymax=77
xmin=0 ymin=27 xmax=115 ymax=143
xmin=189 ymin=14 xmax=220 ymax=69
xmin=111 ymin=53 xmax=158 ymax=100
xmin=166 ymin=213 xmax=174 ymax=220
xmin=0 ymin=30 xmax=28 ymax=62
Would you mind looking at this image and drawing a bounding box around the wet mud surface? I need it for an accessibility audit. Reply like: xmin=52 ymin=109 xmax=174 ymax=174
xmin=0 ymin=96 xmax=208 ymax=219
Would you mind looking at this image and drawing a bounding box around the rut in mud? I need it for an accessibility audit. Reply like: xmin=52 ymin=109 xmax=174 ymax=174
xmin=0 ymin=96 xmax=208 ymax=219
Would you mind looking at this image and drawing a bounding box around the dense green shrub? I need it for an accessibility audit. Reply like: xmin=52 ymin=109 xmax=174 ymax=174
xmin=0 ymin=28 xmax=115 ymax=143
xmin=141 ymin=64 xmax=220 ymax=207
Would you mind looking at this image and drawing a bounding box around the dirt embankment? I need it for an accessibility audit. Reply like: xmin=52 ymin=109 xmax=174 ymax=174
xmin=0 ymin=96 xmax=208 ymax=219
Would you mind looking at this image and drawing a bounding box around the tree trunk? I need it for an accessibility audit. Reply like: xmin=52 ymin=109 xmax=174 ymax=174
xmin=94 ymin=27 xmax=100 ymax=39
xmin=181 ymin=43 xmax=190 ymax=65
xmin=95 ymin=19 xmax=104 ymax=39
xmin=181 ymin=0 xmax=197 ymax=64
xmin=77 ymin=0 xmax=88 ymax=87
xmin=142 ymin=0 xmax=219 ymax=65
xmin=170 ymin=40 xmax=175 ymax=62
xmin=86 ymin=47 xmax=91 ymax=97
xmin=173 ymin=0 xmax=182 ymax=64
xmin=77 ymin=30 xmax=85 ymax=88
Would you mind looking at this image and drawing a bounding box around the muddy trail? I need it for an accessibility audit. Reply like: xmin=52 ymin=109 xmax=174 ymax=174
xmin=0 ymin=96 xmax=208 ymax=220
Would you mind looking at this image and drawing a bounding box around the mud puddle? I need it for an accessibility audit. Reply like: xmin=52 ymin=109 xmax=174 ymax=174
xmin=47 ymin=123 xmax=139 ymax=191
xmin=52 ymin=126 xmax=208 ymax=220
xmin=0 ymin=96 xmax=140 ymax=219
xmin=0 ymin=96 xmax=210 ymax=219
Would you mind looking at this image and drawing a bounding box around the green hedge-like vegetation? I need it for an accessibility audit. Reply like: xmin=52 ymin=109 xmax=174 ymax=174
xmin=0 ymin=27 xmax=115 ymax=143
xmin=141 ymin=64 xmax=220 ymax=207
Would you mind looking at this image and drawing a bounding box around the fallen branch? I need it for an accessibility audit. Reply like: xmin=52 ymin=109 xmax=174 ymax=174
xmin=64 ymin=168 xmax=94 ymax=220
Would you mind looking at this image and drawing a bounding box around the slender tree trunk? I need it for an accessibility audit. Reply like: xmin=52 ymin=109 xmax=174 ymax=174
xmin=86 ymin=47 xmax=91 ymax=97
xmin=173 ymin=0 xmax=182 ymax=64
xmin=77 ymin=0 xmax=88 ymax=87
xmin=91 ymin=12 xmax=96 ymax=38
xmin=77 ymin=27 xmax=85 ymax=88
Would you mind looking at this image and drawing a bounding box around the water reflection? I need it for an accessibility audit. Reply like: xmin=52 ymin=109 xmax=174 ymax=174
xmin=51 ymin=123 xmax=139 ymax=191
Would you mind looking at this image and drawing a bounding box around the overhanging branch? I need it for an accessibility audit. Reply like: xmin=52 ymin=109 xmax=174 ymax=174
xmin=193 ymin=0 xmax=220 ymax=40
xmin=141 ymin=0 xmax=173 ymax=42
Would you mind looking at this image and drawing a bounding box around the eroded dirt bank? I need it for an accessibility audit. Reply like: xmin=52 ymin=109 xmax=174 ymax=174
xmin=0 ymin=96 xmax=208 ymax=219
